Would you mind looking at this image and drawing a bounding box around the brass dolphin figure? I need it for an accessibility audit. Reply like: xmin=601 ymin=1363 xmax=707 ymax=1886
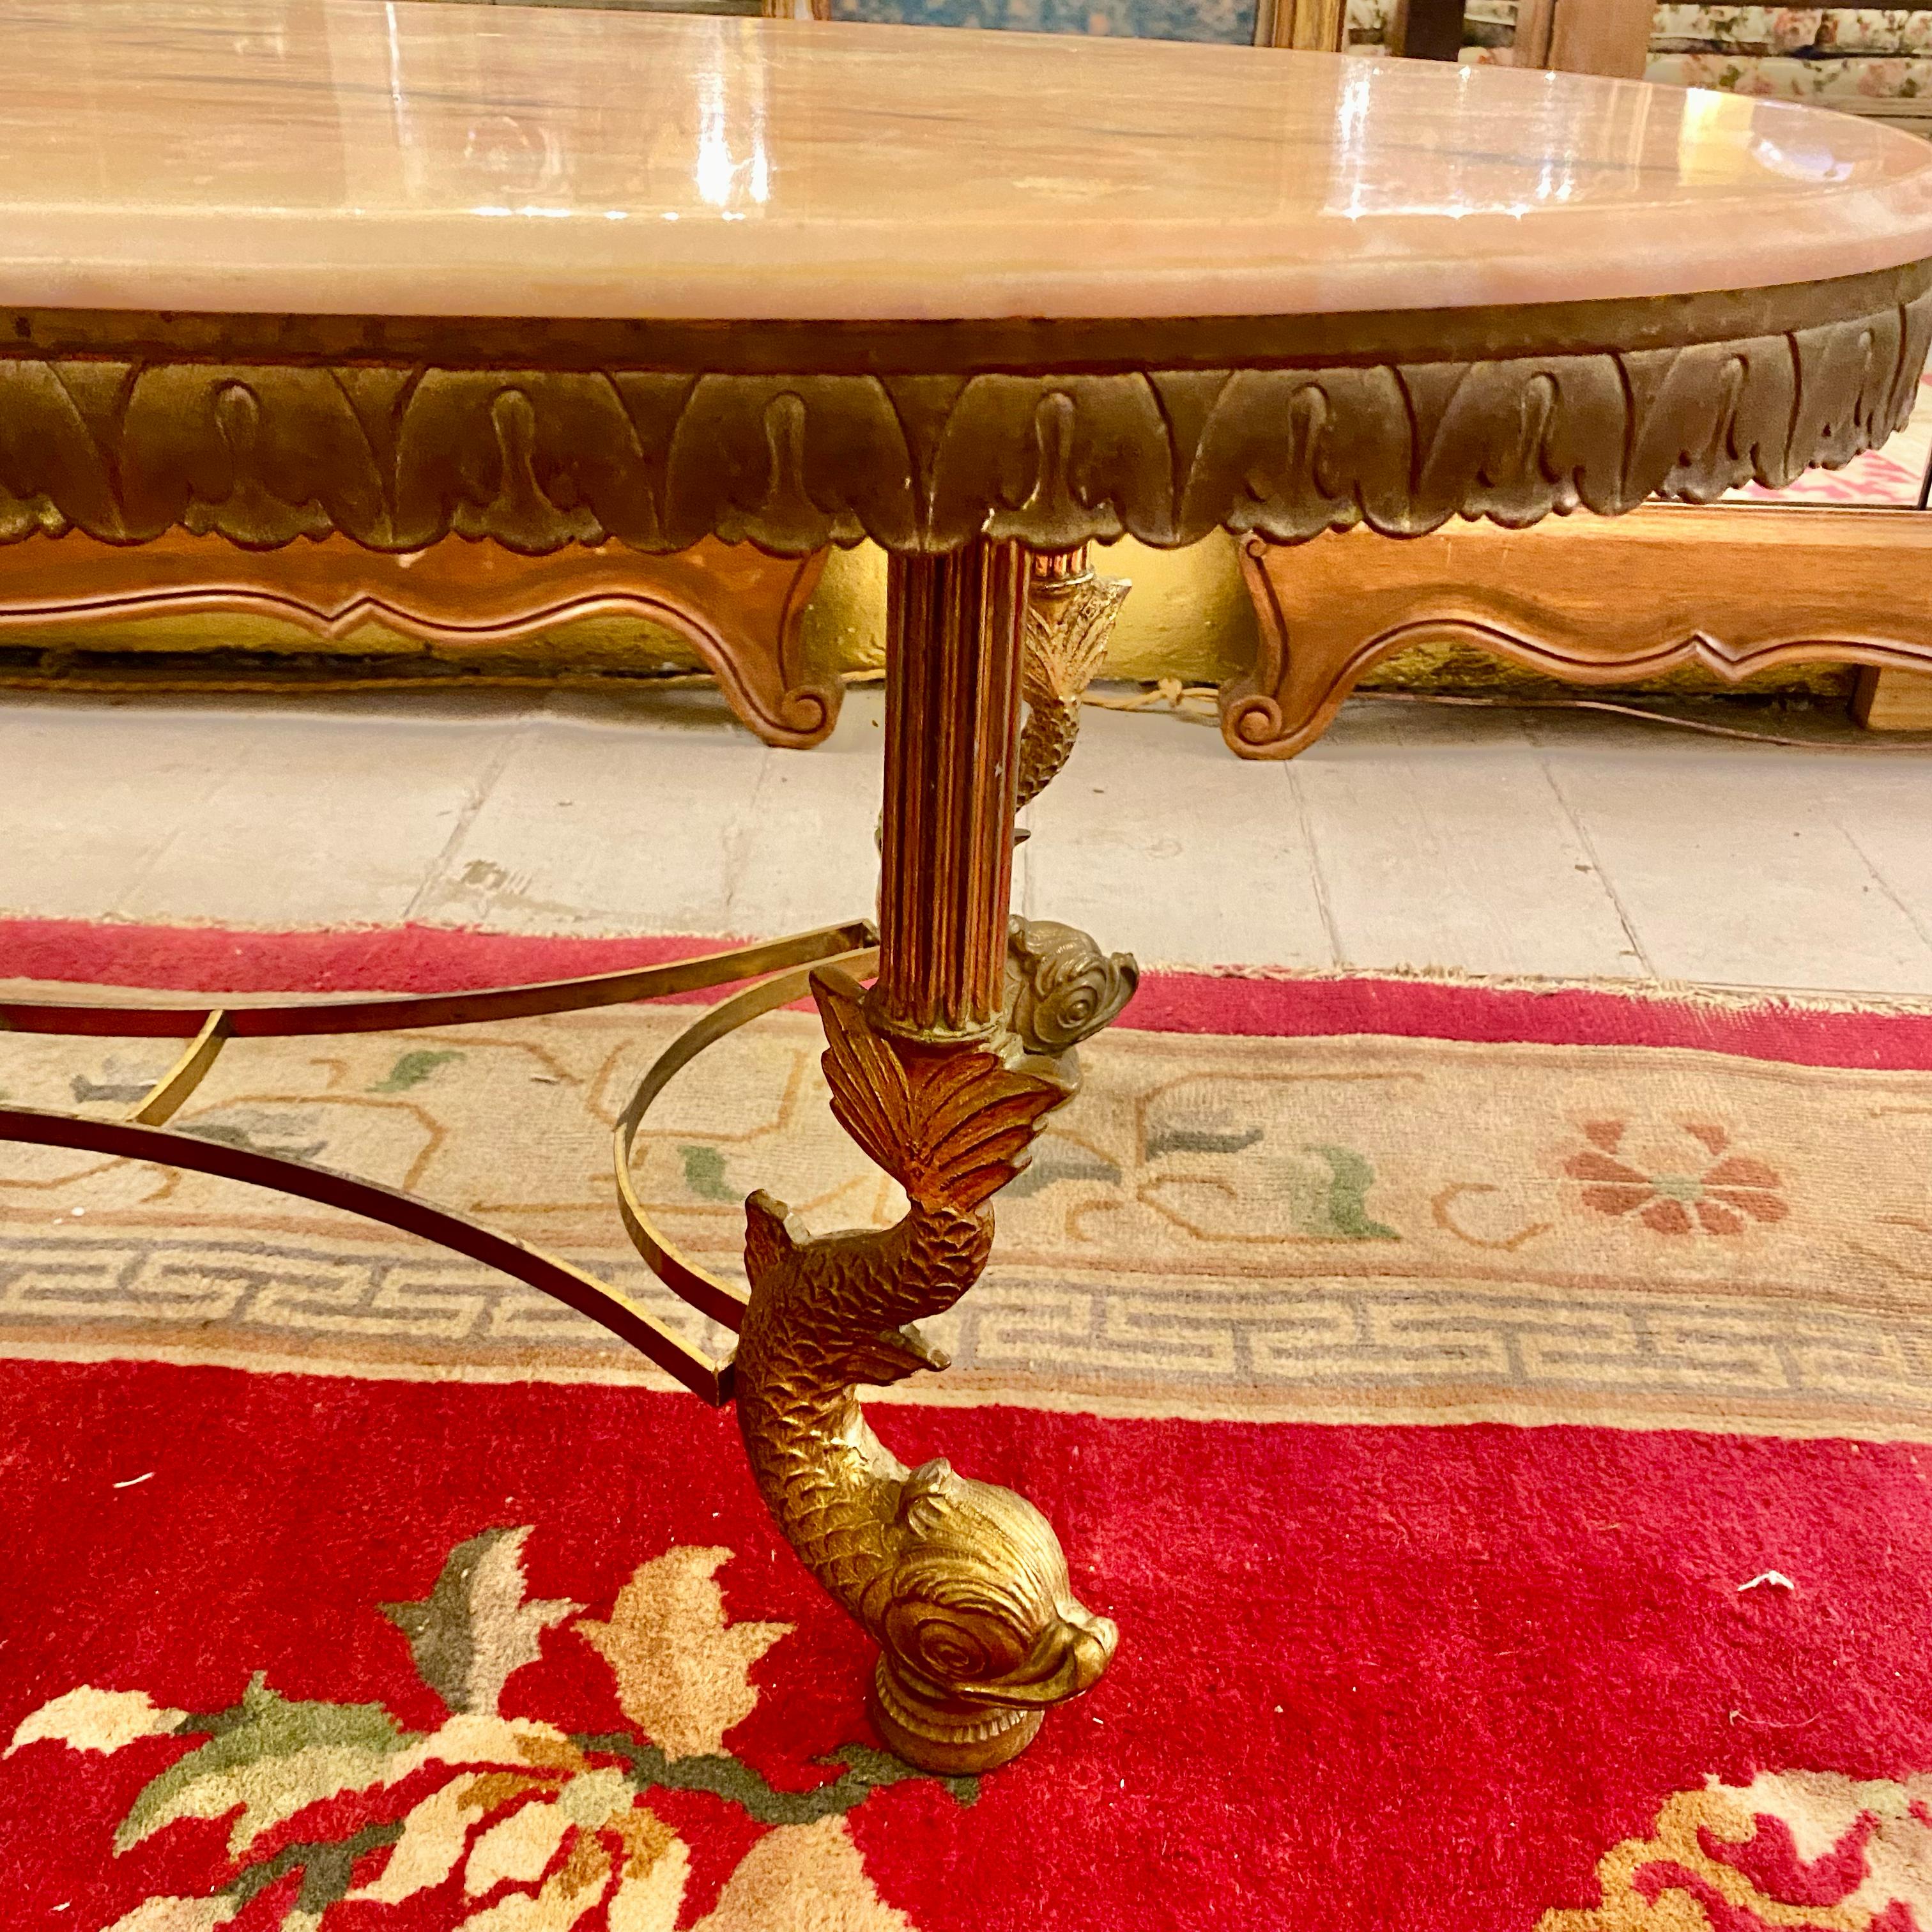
xmin=733 ymin=945 xmax=1131 ymax=1772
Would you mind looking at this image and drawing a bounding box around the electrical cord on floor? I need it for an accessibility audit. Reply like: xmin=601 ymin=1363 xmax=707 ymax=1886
xmin=659 ymin=665 xmax=1926 ymax=753
xmin=1077 ymin=677 xmax=1932 ymax=751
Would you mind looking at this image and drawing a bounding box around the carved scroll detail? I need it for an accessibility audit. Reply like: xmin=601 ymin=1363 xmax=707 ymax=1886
xmin=1223 ymin=504 xmax=1932 ymax=758
xmin=1 ymin=285 xmax=1924 ymax=557
xmin=1004 ymin=917 xmax=1138 ymax=1062
xmin=0 ymin=531 xmax=838 ymax=746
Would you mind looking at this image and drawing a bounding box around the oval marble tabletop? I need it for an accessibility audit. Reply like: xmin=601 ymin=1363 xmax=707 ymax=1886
xmin=1 ymin=0 xmax=1930 ymax=559
xmin=1 ymin=0 xmax=1932 ymax=319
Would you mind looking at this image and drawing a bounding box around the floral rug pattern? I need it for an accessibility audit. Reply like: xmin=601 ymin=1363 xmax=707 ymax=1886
xmin=1543 ymin=1772 xmax=1932 ymax=1931
xmin=12 ymin=1527 xmax=969 ymax=1931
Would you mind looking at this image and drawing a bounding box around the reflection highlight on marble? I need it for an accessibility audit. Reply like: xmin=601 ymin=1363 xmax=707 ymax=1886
xmin=1 ymin=0 xmax=1930 ymax=318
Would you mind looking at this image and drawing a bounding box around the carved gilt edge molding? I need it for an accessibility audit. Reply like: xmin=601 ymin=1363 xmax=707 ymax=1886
xmin=1 ymin=272 xmax=1926 ymax=557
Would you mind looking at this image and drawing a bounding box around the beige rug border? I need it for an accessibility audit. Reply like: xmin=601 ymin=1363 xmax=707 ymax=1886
xmin=8 ymin=961 xmax=1931 ymax=1444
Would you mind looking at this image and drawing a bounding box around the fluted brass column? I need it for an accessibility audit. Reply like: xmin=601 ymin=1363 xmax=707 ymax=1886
xmin=871 ymin=537 xmax=1028 ymax=1043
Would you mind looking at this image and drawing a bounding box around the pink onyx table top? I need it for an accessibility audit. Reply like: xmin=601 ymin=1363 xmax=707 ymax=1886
xmin=1 ymin=0 xmax=1930 ymax=321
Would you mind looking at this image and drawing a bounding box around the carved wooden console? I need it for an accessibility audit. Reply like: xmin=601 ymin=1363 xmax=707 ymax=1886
xmin=1223 ymin=503 xmax=1932 ymax=758
xmin=0 ymin=530 xmax=839 ymax=746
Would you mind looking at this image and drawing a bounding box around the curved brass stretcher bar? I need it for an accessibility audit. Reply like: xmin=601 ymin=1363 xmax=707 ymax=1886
xmin=0 ymin=922 xmax=873 ymax=1038
xmin=0 ymin=921 xmax=877 ymax=1404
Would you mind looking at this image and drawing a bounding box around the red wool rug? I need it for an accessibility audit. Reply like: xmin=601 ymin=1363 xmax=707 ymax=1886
xmin=4 ymin=920 xmax=1932 ymax=1932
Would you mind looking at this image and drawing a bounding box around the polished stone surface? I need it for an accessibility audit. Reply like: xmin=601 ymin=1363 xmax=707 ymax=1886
xmin=2 ymin=0 xmax=1931 ymax=319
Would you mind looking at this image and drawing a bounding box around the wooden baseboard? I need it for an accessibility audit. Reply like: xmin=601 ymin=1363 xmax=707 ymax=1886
xmin=1223 ymin=503 xmax=1932 ymax=758
xmin=1853 ymin=666 xmax=1932 ymax=729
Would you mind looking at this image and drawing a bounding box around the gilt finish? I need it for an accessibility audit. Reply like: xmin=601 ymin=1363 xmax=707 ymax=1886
xmin=3 ymin=271 xmax=1928 ymax=558
xmin=733 ymin=962 xmax=1129 ymax=1774
xmin=1002 ymin=917 xmax=1139 ymax=1057
xmin=1019 ymin=549 xmax=1131 ymax=809
xmin=718 ymin=540 xmax=1138 ymax=1770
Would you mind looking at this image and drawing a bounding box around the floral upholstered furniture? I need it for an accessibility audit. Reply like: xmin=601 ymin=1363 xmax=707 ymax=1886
xmin=1648 ymin=9 xmax=1932 ymax=134
xmin=1348 ymin=4 xmax=1932 ymax=128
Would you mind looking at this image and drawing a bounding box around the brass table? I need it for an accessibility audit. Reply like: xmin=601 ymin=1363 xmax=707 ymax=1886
xmin=4 ymin=0 xmax=1931 ymax=1775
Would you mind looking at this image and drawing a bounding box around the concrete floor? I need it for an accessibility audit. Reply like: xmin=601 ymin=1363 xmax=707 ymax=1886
xmin=1 ymin=682 xmax=1929 ymax=995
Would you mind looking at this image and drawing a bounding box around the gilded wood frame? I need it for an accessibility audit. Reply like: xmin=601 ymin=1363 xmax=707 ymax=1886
xmin=1225 ymin=502 xmax=1932 ymax=757
xmin=2 ymin=270 xmax=1925 ymax=558
xmin=0 ymin=528 xmax=839 ymax=744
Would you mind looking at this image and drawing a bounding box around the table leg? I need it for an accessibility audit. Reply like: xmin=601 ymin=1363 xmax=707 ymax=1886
xmin=732 ymin=535 xmax=1137 ymax=1773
